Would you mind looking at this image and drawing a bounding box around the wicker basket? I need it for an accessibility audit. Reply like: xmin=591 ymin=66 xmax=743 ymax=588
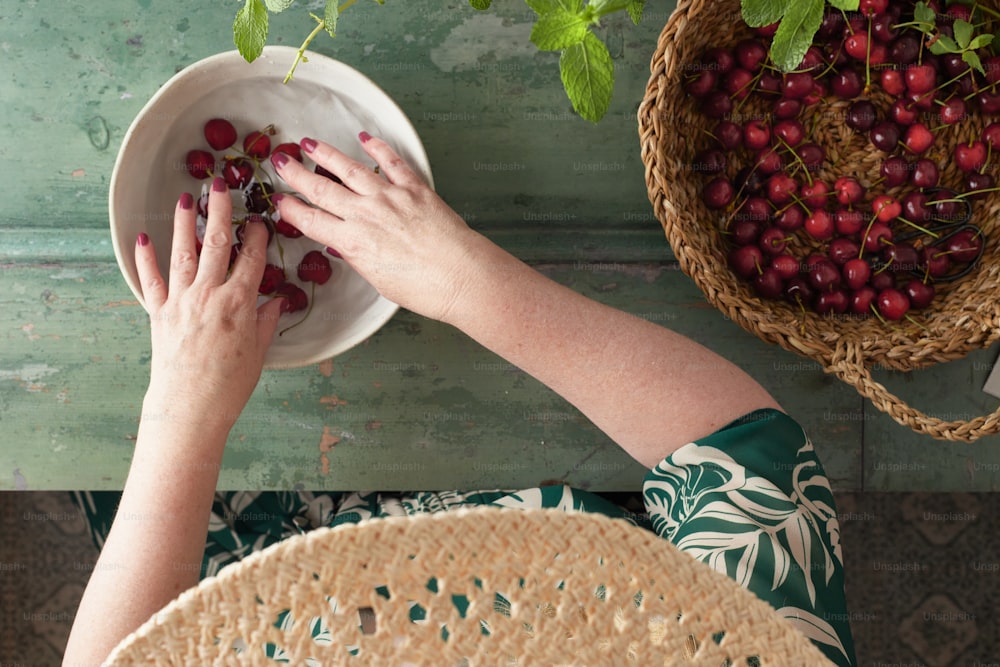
xmin=639 ymin=0 xmax=1000 ymax=441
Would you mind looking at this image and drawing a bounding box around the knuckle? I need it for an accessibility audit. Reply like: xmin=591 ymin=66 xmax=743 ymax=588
xmin=305 ymin=177 xmax=330 ymax=204
xmin=345 ymin=163 xmax=369 ymax=180
xmin=202 ymin=230 xmax=232 ymax=248
xmin=171 ymin=250 xmax=198 ymax=271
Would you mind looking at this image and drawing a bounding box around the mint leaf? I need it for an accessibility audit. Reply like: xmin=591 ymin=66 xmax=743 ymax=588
xmin=954 ymin=19 xmax=974 ymax=49
xmin=826 ymin=0 xmax=858 ymax=10
xmin=929 ymin=34 xmax=959 ymax=55
xmin=263 ymin=0 xmax=295 ymax=12
xmin=914 ymin=1 xmax=935 ymax=25
xmin=531 ymin=7 xmax=591 ymax=51
xmin=627 ymin=0 xmax=644 ymax=24
xmin=468 ymin=0 xmax=492 ymax=9
xmin=324 ymin=0 xmax=339 ymax=36
xmin=769 ymin=0 xmax=824 ymax=72
xmin=964 ymin=50 xmax=985 ymax=75
xmin=590 ymin=0 xmax=631 ymax=15
xmin=741 ymin=0 xmax=789 ymax=29
xmin=560 ymin=30 xmax=614 ymax=122
xmin=234 ymin=0 xmax=268 ymax=63
xmin=525 ymin=0 xmax=560 ymax=13
xmin=970 ymin=34 xmax=994 ymax=50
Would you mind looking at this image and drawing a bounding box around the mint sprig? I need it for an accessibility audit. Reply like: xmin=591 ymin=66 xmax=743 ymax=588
xmin=233 ymin=0 xmax=643 ymax=123
xmin=904 ymin=2 xmax=996 ymax=75
xmin=740 ymin=0 xmax=860 ymax=72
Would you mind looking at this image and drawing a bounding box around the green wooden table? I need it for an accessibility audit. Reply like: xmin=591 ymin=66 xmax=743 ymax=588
xmin=3 ymin=0 xmax=999 ymax=492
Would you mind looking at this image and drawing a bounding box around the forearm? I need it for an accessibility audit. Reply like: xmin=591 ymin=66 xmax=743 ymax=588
xmin=64 ymin=395 xmax=229 ymax=666
xmin=444 ymin=235 xmax=782 ymax=468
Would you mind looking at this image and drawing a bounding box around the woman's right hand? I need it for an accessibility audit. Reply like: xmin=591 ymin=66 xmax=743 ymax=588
xmin=269 ymin=133 xmax=490 ymax=323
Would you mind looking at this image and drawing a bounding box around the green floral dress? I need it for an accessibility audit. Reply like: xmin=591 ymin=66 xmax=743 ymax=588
xmin=72 ymin=408 xmax=856 ymax=666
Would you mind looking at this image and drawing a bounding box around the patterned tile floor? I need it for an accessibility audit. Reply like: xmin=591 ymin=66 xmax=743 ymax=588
xmin=1 ymin=491 xmax=998 ymax=666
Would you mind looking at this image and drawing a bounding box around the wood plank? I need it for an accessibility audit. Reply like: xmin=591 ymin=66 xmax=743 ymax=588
xmin=0 ymin=0 xmax=676 ymax=233
xmin=0 ymin=261 xmax=861 ymax=491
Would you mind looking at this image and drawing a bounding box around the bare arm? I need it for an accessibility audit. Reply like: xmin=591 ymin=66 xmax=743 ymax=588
xmin=64 ymin=182 xmax=282 ymax=666
xmin=272 ymin=135 xmax=782 ymax=468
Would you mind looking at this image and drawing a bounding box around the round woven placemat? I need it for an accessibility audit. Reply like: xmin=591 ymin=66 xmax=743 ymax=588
xmin=103 ymin=508 xmax=833 ymax=665
xmin=638 ymin=0 xmax=1000 ymax=441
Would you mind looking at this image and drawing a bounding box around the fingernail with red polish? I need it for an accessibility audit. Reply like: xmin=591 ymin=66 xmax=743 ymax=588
xmin=179 ymin=192 xmax=193 ymax=210
xmin=137 ymin=232 xmax=150 ymax=247
xmin=359 ymin=131 xmax=372 ymax=144
xmin=212 ymin=176 xmax=226 ymax=193
xmin=270 ymin=152 xmax=289 ymax=169
xmin=271 ymin=193 xmax=285 ymax=206
xmin=301 ymin=137 xmax=318 ymax=153
xmin=326 ymin=247 xmax=343 ymax=259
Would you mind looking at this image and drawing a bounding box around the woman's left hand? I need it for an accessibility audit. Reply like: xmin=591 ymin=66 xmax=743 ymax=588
xmin=135 ymin=176 xmax=284 ymax=431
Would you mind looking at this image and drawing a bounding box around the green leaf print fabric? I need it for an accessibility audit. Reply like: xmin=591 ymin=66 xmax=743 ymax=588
xmin=71 ymin=408 xmax=854 ymax=666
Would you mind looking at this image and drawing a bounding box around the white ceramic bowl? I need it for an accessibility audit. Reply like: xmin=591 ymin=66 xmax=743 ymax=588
xmin=109 ymin=46 xmax=434 ymax=368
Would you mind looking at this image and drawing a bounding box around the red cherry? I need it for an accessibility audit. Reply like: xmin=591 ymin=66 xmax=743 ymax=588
xmin=276 ymin=282 xmax=309 ymax=314
xmin=939 ymin=98 xmax=967 ymax=126
xmin=729 ymin=245 xmax=765 ymax=279
xmin=771 ymin=254 xmax=800 ymax=280
xmin=872 ymin=195 xmax=901 ymax=223
xmin=800 ymin=181 xmax=829 ymax=210
xmin=903 ymin=123 xmax=934 ymax=155
xmin=880 ymin=69 xmax=906 ymax=96
xmin=243 ymin=131 xmax=272 ymax=159
xmin=835 ymin=209 xmax=865 ymax=235
xmin=877 ymin=288 xmax=910 ymax=321
xmin=805 ymin=210 xmax=835 ymax=241
xmin=835 ymin=176 xmax=865 ymax=206
xmin=829 ymin=237 xmax=861 ymax=265
xmin=815 ymin=290 xmax=849 ymax=315
xmin=222 ymin=158 xmax=254 ymax=189
xmin=843 ymin=258 xmax=872 ymax=290
xmin=775 ymin=206 xmax=805 ymax=231
xmin=273 ymin=142 xmax=303 ymax=162
xmin=863 ymin=222 xmax=893 ymax=252
xmin=759 ymin=227 xmax=791 ymax=255
xmin=743 ymin=119 xmax=771 ymax=151
xmin=850 ymin=287 xmax=877 ymax=315
xmin=203 ymin=118 xmax=238 ymax=151
xmin=904 ymin=279 xmax=935 ymax=310
xmin=297 ymin=250 xmax=333 ymax=285
xmin=905 ymin=64 xmax=936 ymax=94
xmin=982 ymin=123 xmax=1000 ymax=149
xmin=955 ymin=141 xmax=988 ymax=173
xmin=184 ymin=150 xmax=215 ymax=179
xmin=274 ymin=217 xmax=304 ymax=238
xmin=259 ymin=264 xmax=286 ymax=295
xmin=684 ymin=68 xmax=717 ymax=98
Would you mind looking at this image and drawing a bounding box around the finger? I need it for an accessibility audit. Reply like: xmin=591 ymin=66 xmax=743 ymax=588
xmin=290 ymin=136 xmax=383 ymax=196
xmin=255 ymin=297 xmax=285 ymax=362
xmin=195 ymin=177 xmax=236 ymax=286
xmin=134 ymin=232 xmax=168 ymax=312
xmin=270 ymin=149 xmax=361 ymax=219
xmin=168 ymin=191 xmax=199 ymax=292
xmin=227 ymin=217 xmax=269 ymax=293
xmin=357 ymin=131 xmax=426 ymax=189
xmin=271 ymin=193 xmax=347 ymax=251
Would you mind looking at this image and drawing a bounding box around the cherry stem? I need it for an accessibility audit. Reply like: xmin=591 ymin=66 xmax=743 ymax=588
xmin=279 ymin=281 xmax=317 ymax=337
xmin=897 ymin=217 xmax=940 ymax=238
xmin=904 ymin=313 xmax=930 ymax=334
xmin=869 ymin=302 xmax=888 ymax=326
xmin=865 ymin=16 xmax=873 ymax=93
